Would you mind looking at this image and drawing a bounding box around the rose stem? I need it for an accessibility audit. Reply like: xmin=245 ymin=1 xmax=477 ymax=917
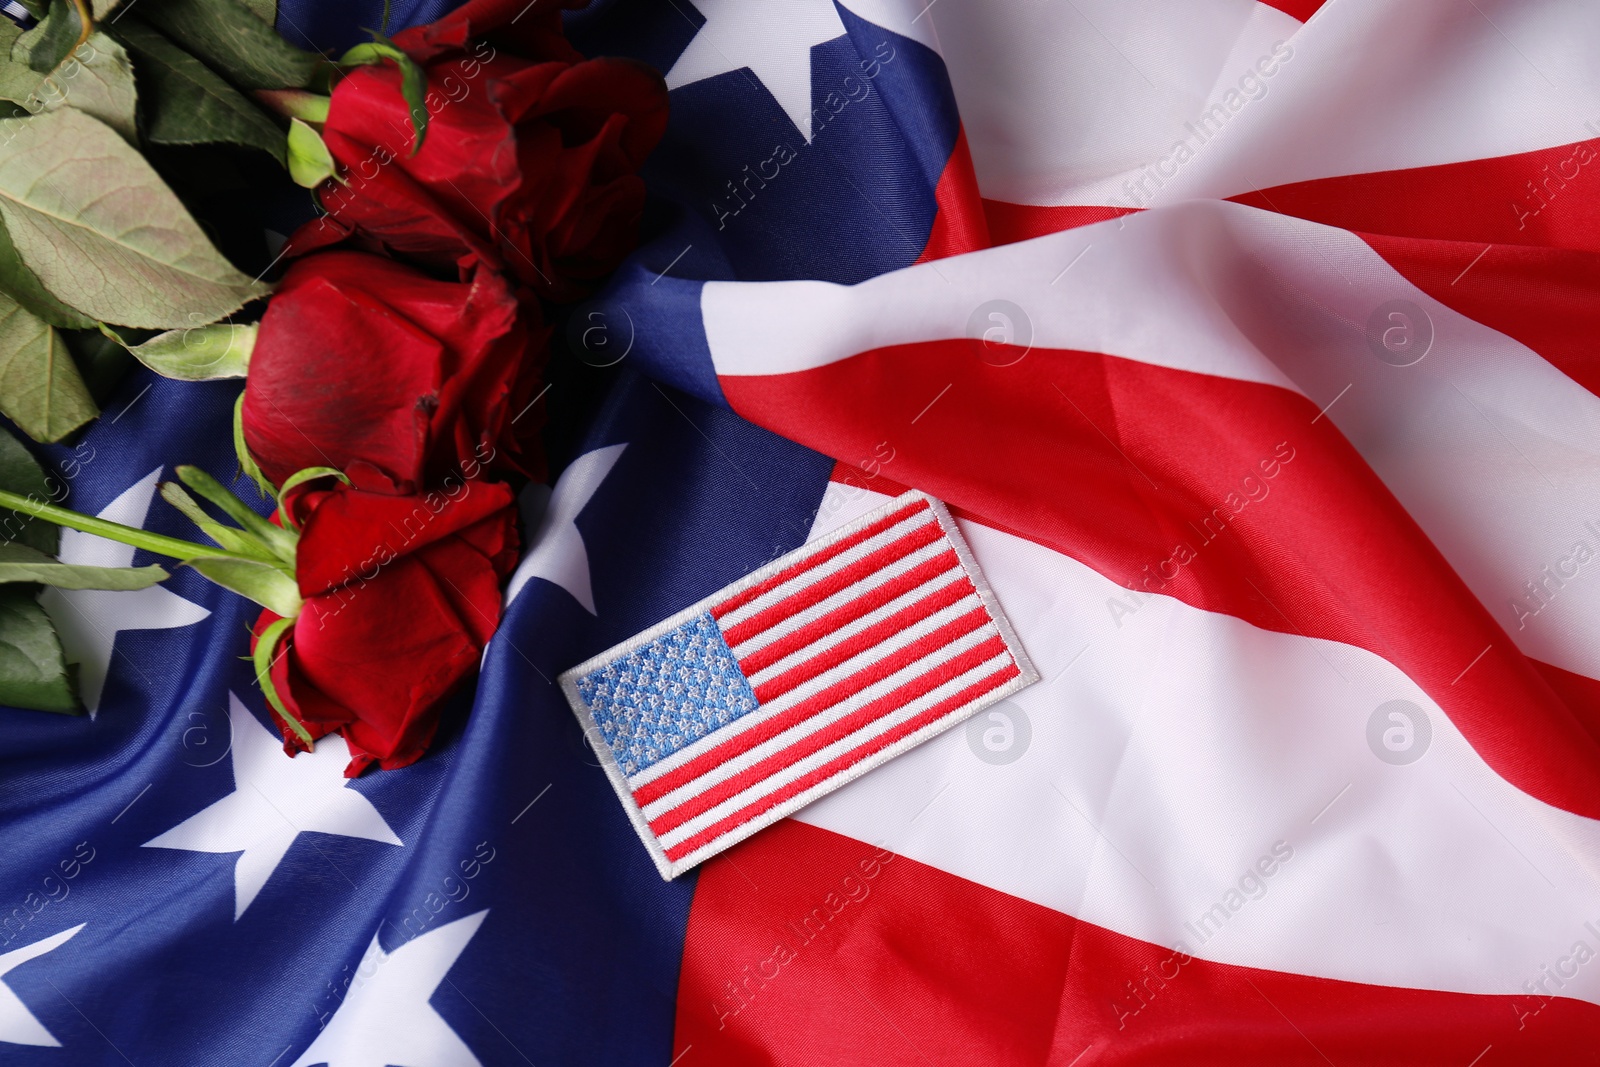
xmin=0 ymin=488 xmax=237 ymax=562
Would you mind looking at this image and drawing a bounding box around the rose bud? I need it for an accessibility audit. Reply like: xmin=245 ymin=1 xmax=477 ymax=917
xmin=240 ymin=250 xmax=546 ymax=493
xmin=252 ymin=470 xmax=520 ymax=775
xmin=296 ymin=1 xmax=668 ymax=300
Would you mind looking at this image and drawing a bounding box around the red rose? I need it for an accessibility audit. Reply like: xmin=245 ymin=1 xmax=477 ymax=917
xmin=240 ymin=250 xmax=545 ymax=493
xmin=298 ymin=1 xmax=668 ymax=300
xmin=253 ymin=473 xmax=520 ymax=775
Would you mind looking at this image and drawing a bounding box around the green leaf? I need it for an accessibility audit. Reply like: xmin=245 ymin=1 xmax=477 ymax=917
xmin=286 ymin=117 xmax=334 ymax=187
xmin=252 ymin=613 xmax=312 ymax=746
xmin=0 ymin=425 xmax=58 ymax=553
xmin=18 ymin=0 xmax=84 ymax=74
xmin=158 ymin=480 xmax=278 ymax=562
xmin=0 ymin=108 xmax=272 ymax=329
xmin=47 ymin=32 xmax=137 ymax=141
xmin=340 ymin=38 xmax=427 ymax=153
xmin=113 ymin=18 xmax=286 ymax=164
xmin=232 ymin=392 xmax=273 ymax=500
xmin=138 ymin=0 xmax=320 ymax=91
xmin=175 ymin=464 xmax=296 ymax=564
xmin=241 ymin=0 xmax=275 ymax=23
xmin=0 ymin=291 xmax=97 ymax=443
xmin=0 ymin=20 xmax=36 ymax=105
xmin=187 ymin=555 xmax=301 ymax=617
xmin=0 ymin=584 xmax=78 ymax=713
xmin=0 ymin=30 xmax=138 ymax=144
xmin=91 ymin=0 xmax=122 ymax=17
xmin=0 ymin=209 xmax=95 ymax=330
xmin=0 ymin=542 xmax=167 ymax=589
xmin=125 ymin=322 xmax=255 ymax=380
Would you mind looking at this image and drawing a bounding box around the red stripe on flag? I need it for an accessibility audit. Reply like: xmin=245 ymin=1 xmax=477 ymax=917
xmin=1228 ymin=138 xmax=1600 ymax=252
xmin=674 ymin=821 xmax=1600 ymax=1065
xmin=751 ymin=579 xmax=979 ymax=703
xmin=914 ymin=126 xmax=991 ymax=262
xmin=648 ymin=625 xmax=1004 ymax=838
xmin=1357 ymin=234 xmax=1600 ymax=401
xmin=711 ymin=498 xmax=932 ymax=619
xmin=720 ymin=343 xmax=1600 ymax=818
xmin=661 ymin=657 xmax=1015 ymax=858
xmin=633 ymin=608 xmax=992 ymax=809
xmin=1257 ymin=0 xmax=1325 ymax=22
xmin=982 ymin=200 xmax=1141 ymax=245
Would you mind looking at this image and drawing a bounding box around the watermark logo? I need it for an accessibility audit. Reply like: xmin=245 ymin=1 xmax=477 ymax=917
xmin=1366 ymin=699 xmax=1431 ymax=765
xmin=1365 ymin=300 xmax=1432 ymax=367
xmin=966 ymin=300 xmax=1032 ymax=367
xmin=966 ymin=701 xmax=1030 ymax=764
xmin=565 ymin=303 xmax=634 ymax=368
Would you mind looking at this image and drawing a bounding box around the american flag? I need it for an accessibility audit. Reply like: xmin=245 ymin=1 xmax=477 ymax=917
xmin=6 ymin=0 xmax=1600 ymax=1063
xmin=561 ymin=492 xmax=1034 ymax=877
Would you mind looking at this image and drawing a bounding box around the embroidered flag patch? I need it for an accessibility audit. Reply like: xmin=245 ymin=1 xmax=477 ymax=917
xmin=559 ymin=490 xmax=1037 ymax=879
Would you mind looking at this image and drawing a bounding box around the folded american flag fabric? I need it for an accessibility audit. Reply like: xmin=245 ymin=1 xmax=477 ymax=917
xmin=1 ymin=0 xmax=1597 ymax=1064
xmin=562 ymin=491 xmax=1034 ymax=877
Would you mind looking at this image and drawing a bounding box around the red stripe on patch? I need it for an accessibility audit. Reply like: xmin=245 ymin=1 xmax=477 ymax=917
xmin=660 ymin=657 xmax=1013 ymax=857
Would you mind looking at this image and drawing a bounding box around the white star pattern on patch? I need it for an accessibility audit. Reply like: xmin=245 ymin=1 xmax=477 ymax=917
xmin=289 ymin=910 xmax=490 ymax=1067
xmin=0 ymin=924 xmax=83 ymax=1047
xmin=505 ymin=443 xmax=627 ymax=612
xmin=39 ymin=469 xmax=211 ymax=716
xmin=666 ymin=0 xmax=847 ymax=142
xmin=143 ymin=693 xmax=402 ymax=920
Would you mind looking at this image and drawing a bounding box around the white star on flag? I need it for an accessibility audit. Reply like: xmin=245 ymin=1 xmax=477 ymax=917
xmin=666 ymin=0 xmax=847 ymax=142
xmin=144 ymin=693 xmax=402 ymax=920
xmin=505 ymin=443 xmax=626 ymax=612
xmin=0 ymin=924 xmax=83 ymax=1047
xmin=39 ymin=469 xmax=211 ymax=716
xmin=290 ymin=910 xmax=490 ymax=1067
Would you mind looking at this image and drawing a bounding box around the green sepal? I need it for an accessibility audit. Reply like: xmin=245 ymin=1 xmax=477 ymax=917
xmin=0 ymin=583 xmax=78 ymax=713
xmin=339 ymin=36 xmax=427 ymax=154
xmin=188 ymin=554 xmax=301 ymax=617
xmin=274 ymin=466 xmax=347 ymax=531
xmin=286 ymin=117 xmax=336 ymax=187
xmin=252 ymin=87 xmax=328 ymax=124
xmin=159 ymin=480 xmax=279 ymax=562
xmin=232 ymin=392 xmax=274 ymax=501
xmin=0 ymin=542 xmax=167 ymax=590
xmin=124 ymin=322 xmax=256 ymax=380
xmin=175 ymin=465 xmax=296 ymax=564
xmin=252 ymin=613 xmax=313 ymax=747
